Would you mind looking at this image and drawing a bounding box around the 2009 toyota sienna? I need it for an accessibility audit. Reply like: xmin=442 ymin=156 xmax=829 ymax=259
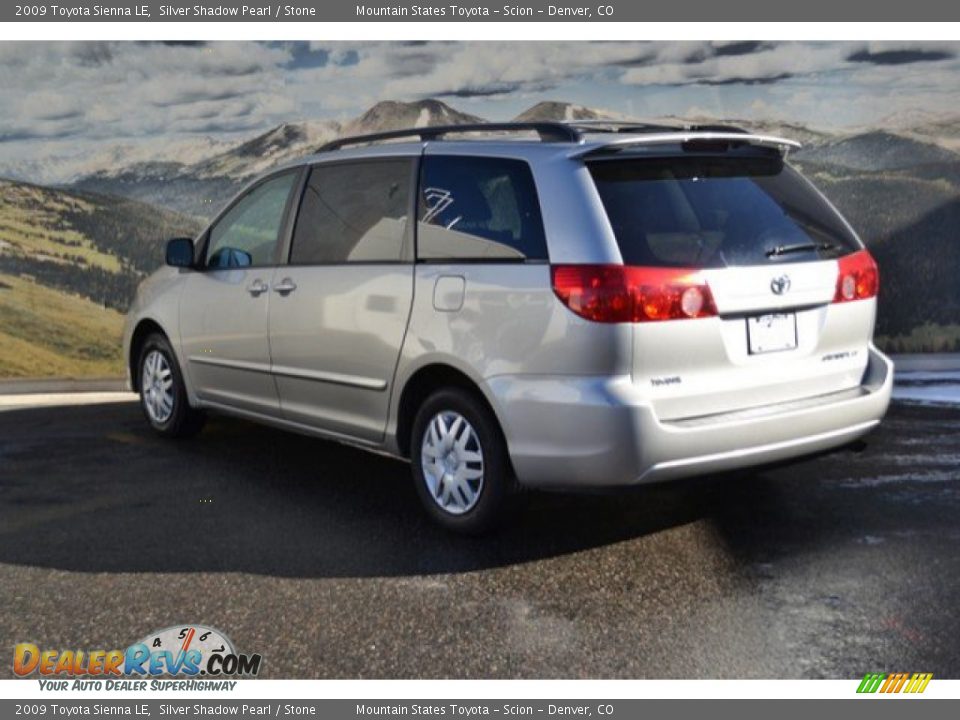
xmin=123 ymin=121 xmax=893 ymax=533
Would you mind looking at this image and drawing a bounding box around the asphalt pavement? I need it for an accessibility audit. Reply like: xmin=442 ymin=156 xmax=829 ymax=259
xmin=1 ymin=399 xmax=958 ymax=678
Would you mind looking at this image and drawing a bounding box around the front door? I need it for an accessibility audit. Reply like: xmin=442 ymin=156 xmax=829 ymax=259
xmin=179 ymin=170 xmax=299 ymax=416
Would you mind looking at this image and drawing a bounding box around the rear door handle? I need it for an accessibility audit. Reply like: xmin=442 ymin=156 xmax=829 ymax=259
xmin=246 ymin=279 xmax=269 ymax=297
xmin=273 ymin=278 xmax=298 ymax=296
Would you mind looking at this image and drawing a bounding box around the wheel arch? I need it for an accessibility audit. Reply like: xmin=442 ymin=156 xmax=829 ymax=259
xmin=394 ymin=362 xmax=507 ymax=459
xmin=128 ymin=319 xmax=170 ymax=393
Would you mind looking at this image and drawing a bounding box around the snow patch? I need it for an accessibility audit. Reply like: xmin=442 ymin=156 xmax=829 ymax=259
xmin=415 ymin=108 xmax=431 ymax=128
xmin=0 ymin=135 xmax=234 ymax=184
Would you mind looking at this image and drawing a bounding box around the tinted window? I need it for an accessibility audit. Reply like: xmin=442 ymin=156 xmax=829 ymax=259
xmin=290 ymin=160 xmax=412 ymax=264
xmin=589 ymin=155 xmax=861 ymax=268
xmin=206 ymin=172 xmax=297 ymax=269
xmin=418 ymin=156 xmax=547 ymax=261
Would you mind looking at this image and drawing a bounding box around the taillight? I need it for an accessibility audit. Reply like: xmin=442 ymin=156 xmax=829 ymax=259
xmin=834 ymin=249 xmax=879 ymax=303
xmin=551 ymin=265 xmax=717 ymax=323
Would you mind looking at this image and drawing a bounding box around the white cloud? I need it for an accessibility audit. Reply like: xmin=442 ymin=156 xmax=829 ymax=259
xmin=620 ymin=43 xmax=850 ymax=86
xmin=0 ymin=40 xmax=958 ymax=162
xmin=0 ymin=42 xmax=296 ymax=142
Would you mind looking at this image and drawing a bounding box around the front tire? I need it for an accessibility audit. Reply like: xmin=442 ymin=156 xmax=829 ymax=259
xmin=411 ymin=388 xmax=514 ymax=534
xmin=137 ymin=333 xmax=205 ymax=438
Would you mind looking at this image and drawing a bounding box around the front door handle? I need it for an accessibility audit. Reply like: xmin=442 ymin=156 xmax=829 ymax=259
xmin=246 ymin=279 xmax=269 ymax=297
xmin=273 ymin=278 xmax=298 ymax=296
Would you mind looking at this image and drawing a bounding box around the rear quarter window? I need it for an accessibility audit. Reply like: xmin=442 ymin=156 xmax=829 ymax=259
xmin=588 ymin=155 xmax=861 ymax=268
xmin=417 ymin=155 xmax=548 ymax=262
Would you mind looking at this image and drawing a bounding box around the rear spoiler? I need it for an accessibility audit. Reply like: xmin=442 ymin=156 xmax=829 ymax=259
xmin=570 ymin=132 xmax=802 ymax=158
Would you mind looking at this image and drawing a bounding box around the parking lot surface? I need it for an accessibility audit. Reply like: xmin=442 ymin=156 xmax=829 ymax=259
xmin=1 ymin=400 xmax=958 ymax=678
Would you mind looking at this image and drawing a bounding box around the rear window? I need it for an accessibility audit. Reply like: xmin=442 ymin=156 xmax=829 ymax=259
xmin=588 ymin=155 xmax=861 ymax=268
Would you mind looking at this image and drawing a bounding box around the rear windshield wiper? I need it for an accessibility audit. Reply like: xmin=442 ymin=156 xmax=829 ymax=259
xmin=765 ymin=242 xmax=837 ymax=258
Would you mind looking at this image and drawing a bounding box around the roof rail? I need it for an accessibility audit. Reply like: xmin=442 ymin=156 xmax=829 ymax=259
xmin=684 ymin=123 xmax=750 ymax=134
xmin=318 ymin=122 xmax=581 ymax=152
xmin=567 ymin=120 xmax=685 ymax=133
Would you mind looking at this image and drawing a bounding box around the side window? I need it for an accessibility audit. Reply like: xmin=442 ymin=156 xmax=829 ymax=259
xmin=289 ymin=159 xmax=412 ymax=264
xmin=417 ymin=156 xmax=547 ymax=261
xmin=205 ymin=172 xmax=297 ymax=269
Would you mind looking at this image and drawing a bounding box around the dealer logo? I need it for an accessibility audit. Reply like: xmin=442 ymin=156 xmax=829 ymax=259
xmin=13 ymin=624 xmax=262 ymax=679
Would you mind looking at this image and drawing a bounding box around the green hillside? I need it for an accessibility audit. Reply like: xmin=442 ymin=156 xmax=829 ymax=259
xmin=0 ymin=179 xmax=200 ymax=378
xmin=0 ymin=272 xmax=123 ymax=378
xmin=0 ymin=182 xmax=121 ymax=272
xmin=796 ymin=162 xmax=960 ymax=352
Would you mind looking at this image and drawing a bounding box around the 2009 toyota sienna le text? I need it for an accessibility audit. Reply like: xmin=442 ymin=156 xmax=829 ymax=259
xmin=123 ymin=121 xmax=893 ymax=533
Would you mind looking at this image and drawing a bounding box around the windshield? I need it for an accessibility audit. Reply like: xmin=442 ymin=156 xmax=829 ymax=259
xmin=588 ymin=155 xmax=861 ymax=268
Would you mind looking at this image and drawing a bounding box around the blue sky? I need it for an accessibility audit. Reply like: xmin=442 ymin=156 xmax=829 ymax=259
xmin=0 ymin=40 xmax=958 ymax=166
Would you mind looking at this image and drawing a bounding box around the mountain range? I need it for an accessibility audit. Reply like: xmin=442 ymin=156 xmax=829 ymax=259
xmin=0 ymin=97 xmax=958 ymax=375
xmin=69 ymin=100 xmax=484 ymax=217
xmin=55 ymin=99 xmax=960 ymax=217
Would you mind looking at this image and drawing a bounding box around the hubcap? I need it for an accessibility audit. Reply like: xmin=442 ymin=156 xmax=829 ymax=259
xmin=141 ymin=350 xmax=175 ymax=424
xmin=420 ymin=411 xmax=484 ymax=515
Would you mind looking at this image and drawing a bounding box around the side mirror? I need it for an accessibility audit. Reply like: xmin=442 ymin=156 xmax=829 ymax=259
xmin=165 ymin=237 xmax=195 ymax=268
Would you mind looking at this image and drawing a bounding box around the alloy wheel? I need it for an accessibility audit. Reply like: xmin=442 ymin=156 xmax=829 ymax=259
xmin=420 ymin=410 xmax=485 ymax=515
xmin=141 ymin=349 xmax=175 ymax=424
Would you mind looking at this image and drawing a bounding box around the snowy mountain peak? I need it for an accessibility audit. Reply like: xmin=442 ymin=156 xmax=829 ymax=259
xmin=343 ymin=99 xmax=484 ymax=137
xmin=513 ymin=101 xmax=628 ymax=123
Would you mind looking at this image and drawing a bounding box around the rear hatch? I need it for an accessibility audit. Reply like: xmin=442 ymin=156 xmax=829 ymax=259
xmin=587 ymin=149 xmax=877 ymax=421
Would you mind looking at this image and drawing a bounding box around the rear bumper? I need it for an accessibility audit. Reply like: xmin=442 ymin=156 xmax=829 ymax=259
xmin=486 ymin=345 xmax=893 ymax=488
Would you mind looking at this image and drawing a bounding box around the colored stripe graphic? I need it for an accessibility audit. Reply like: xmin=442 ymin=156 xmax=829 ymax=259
xmin=892 ymin=673 xmax=910 ymax=693
xmin=857 ymin=673 xmax=886 ymax=693
xmin=857 ymin=672 xmax=932 ymax=694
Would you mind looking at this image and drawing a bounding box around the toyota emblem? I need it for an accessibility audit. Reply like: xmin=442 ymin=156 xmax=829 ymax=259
xmin=770 ymin=275 xmax=791 ymax=295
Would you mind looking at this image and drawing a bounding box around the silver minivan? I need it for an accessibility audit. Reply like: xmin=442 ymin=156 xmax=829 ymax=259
xmin=123 ymin=122 xmax=893 ymax=533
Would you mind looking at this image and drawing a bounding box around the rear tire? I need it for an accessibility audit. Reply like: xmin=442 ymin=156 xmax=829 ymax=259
xmin=137 ymin=332 xmax=205 ymax=438
xmin=410 ymin=387 xmax=515 ymax=534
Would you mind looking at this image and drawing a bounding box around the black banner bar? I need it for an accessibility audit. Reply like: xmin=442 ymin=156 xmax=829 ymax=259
xmin=5 ymin=0 xmax=960 ymax=22
xmin=2 ymin=699 xmax=960 ymax=719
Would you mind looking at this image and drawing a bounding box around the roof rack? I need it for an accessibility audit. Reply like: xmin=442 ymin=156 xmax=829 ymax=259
xmin=318 ymin=122 xmax=581 ymax=152
xmin=684 ymin=124 xmax=750 ymax=134
xmin=567 ymin=120 xmax=683 ymax=133
xmin=315 ymin=121 xmax=799 ymax=158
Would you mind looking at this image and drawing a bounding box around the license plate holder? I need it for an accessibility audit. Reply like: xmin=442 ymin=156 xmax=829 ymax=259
xmin=747 ymin=313 xmax=798 ymax=354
